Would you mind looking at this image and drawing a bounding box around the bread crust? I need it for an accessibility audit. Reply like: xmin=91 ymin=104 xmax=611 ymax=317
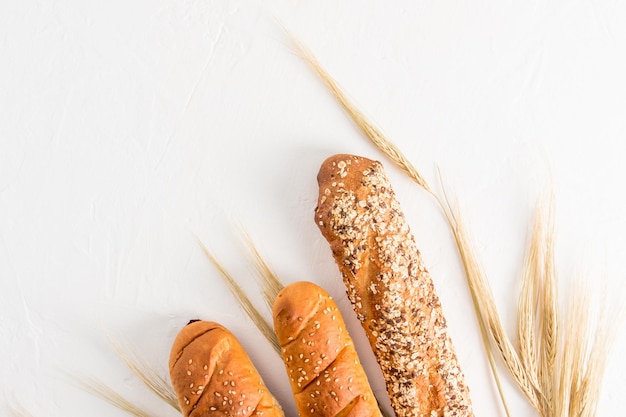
xmin=272 ymin=281 xmax=383 ymax=417
xmin=169 ymin=320 xmax=284 ymax=417
xmin=314 ymin=154 xmax=473 ymax=417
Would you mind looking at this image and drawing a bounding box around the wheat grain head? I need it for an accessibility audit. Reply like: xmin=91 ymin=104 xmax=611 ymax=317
xmin=70 ymin=376 xmax=155 ymax=417
xmin=107 ymin=335 xmax=179 ymax=411
xmin=7 ymin=398 xmax=35 ymax=417
xmin=236 ymin=226 xmax=284 ymax=311
xmin=197 ymin=238 xmax=281 ymax=355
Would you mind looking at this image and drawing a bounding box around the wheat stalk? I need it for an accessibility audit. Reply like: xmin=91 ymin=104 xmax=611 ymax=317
xmin=446 ymin=196 xmax=540 ymax=412
xmin=517 ymin=205 xmax=543 ymax=401
xmin=515 ymin=198 xmax=560 ymax=417
xmin=236 ymin=226 xmax=285 ymax=311
xmin=197 ymin=237 xmax=281 ymax=355
xmin=66 ymin=331 xmax=178 ymax=416
xmin=107 ymin=335 xmax=180 ymax=411
xmin=538 ymin=200 xmax=557 ymax=417
xmin=70 ymin=375 xmax=156 ymax=417
xmin=7 ymin=398 xmax=35 ymax=417
xmin=556 ymin=277 xmax=620 ymax=417
xmin=288 ymin=35 xmax=432 ymax=194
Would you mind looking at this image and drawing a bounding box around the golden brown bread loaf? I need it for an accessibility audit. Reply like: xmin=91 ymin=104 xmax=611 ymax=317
xmin=169 ymin=320 xmax=284 ymax=417
xmin=314 ymin=154 xmax=473 ymax=417
xmin=272 ymin=281 xmax=383 ymax=417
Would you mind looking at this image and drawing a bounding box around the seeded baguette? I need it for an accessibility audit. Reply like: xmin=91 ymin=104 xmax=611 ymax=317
xmin=272 ymin=281 xmax=383 ymax=417
xmin=314 ymin=154 xmax=473 ymax=417
xmin=168 ymin=320 xmax=284 ymax=417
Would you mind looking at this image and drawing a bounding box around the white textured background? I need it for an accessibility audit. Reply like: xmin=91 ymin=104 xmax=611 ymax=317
xmin=1 ymin=1 xmax=626 ymax=416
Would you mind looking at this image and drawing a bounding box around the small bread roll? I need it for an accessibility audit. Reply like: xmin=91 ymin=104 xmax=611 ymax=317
xmin=273 ymin=281 xmax=383 ymax=417
xmin=169 ymin=320 xmax=284 ymax=417
xmin=315 ymin=154 xmax=473 ymax=417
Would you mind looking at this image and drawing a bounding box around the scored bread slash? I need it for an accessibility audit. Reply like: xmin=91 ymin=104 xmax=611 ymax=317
xmin=272 ymin=281 xmax=383 ymax=417
xmin=169 ymin=320 xmax=284 ymax=417
xmin=314 ymin=154 xmax=473 ymax=417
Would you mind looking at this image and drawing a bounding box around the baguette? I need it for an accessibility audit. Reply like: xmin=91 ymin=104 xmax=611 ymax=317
xmin=169 ymin=320 xmax=284 ymax=417
xmin=272 ymin=281 xmax=383 ymax=417
xmin=314 ymin=154 xmax=473 ymax=417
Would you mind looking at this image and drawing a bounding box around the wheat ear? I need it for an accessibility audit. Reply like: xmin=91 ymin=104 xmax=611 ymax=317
xmin=554 ymin=276 xmax=621 ymax=417
xmin=442 ymin=193 xmax=540 ymax=411
xmin=289 ymin=35 xmax=432 ymax=194
xmin=107 ymin=335 xmax=179 ymax=411
xmin=69 ymin=376 xmax=155 ymax=417
xmin=197 ymin=238 xmax=281 ymax=355
xmin=537 ymin=199 xmax=557 ymax=417
xmin=7 ymin=398 xmax=35 ymax=417
xmin=517 ymin=203 xmax=543 ymax=402
xmin=236 ymin=226 xmax=285 ymax=311
xmin=515 ymin=198 xmax=560 ymax=417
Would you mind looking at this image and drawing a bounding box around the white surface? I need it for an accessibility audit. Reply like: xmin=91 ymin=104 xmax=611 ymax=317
xmin=1 ymin=1 xmax=626 ymax=416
